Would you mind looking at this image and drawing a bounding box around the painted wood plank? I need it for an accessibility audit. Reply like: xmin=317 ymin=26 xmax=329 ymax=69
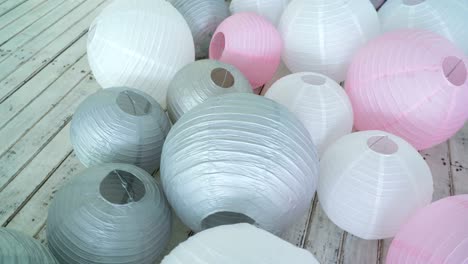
xmin=0 ymin=0 xmax=66 ymax=45
xmin=0 ymin=74 xmax=99 ymax=191
xmin=449 ymin=123 xmax=468 ymax=195
xmin=0 ymin=0 xmax=84 ymax=48
xmin=0 ymin=0 xmax=106 ymax=102
xmin=0 ymin=0 xmax=30 ymax=18
xmin=0 ymin=0 xmax=45 ymax=29
xmin=342 ymin=234 xmax=378 ymax=264
xmin=0 ymin=42 xmax=89 ymax=154
xmin=279 ymin=201 xmax=314 ymax=247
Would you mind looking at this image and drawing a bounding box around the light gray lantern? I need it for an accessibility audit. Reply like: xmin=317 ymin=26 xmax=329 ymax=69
xmin=161 ymin=94 xmax=319 ymax=234
xmin=168 ymin=0 xmax=230 ymax=58
xmin=166 ymin=59 xmax=252 ymax=123
xmin=70 ymin=87 xmax=171 ymax=173
xmin=47 ymin=163 xmax=172 ymax=264
xmin=0 ymin=228 xmax=58 ymax=263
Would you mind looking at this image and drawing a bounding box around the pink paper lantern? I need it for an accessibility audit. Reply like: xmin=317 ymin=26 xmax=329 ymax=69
xmin=346 ymin=30 xmax=468 ymax=150
xmin=387 ymin=195 xmax=468 ymax=264
xmin=209 ymin=12 xmax=282 ymax=88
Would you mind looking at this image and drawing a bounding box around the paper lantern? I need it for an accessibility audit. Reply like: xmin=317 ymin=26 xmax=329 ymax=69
xmin=278 ymin=0 xmax=380 ymax=82
xmin=0 ymin=228 xmax=57 ymax=263
xmin=346 ymin=30 xmax=468 ymax=150
xmin=161 ymin=224 xmax=319 ymax=264
xmin=229 ymin=0 xmax=289 ymax=26
xmin=47 ymin=163 xmax=171 ymax=264
xmin=87 ymin=0 xmax=194 ymax=109
xmin=387 ymin=195 xmax=468 ymax=264
xmin=70 ymin=87 xmax=170 ymax=173
xmin=264 ymin=72 xmax=353 ymax=156
xmin=166 ymin=59 xmax=252 ymax=123
xmin=318 ymin=130 xmax=433 ymax=239
xmin=209 ymin=12 xmax=282 ymax=88
xmin=161 ymin=94 xmax=318 ymax=234
xmin=379 ymin=0 xmax=468 ymax=54
xmin=168 ymin=0 xmax=229 ymax=58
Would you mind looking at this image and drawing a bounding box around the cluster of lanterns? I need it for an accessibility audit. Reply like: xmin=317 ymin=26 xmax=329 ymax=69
xmin=2 ymin=0 xmax=468 ymax=263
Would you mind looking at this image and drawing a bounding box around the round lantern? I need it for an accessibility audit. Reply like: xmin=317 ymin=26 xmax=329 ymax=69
xmin=379 ymin=0 xmax=468 ymax=55
xmin=209 ymin=12 xmax=282 ymax=88
xmin=161 ymin=93 xmax=319 ymax=234
xmin=161 ymin=224 xmax=319 ymax=264
xmin=387 ymin=195 xmax=468 ymax=264
xmin=318 ymin=130 xmax=433 ymax=239
xmin=346 ymin=30 xmax=468 ymax=150
xmin=87 ymin=0 xmax=194 ymax=109
xmin=166 ymin=59 xmax=252 ymax=123
xmin=278 ymin=0 xmax=380 ymax=82
xmin=168 ymin=0 xmax=229 ymax=59
xmin=47 ymin=163 xmax=171 ymax=264
xmin=229 ymin=0 xmax=289 ymax=26
xmin=0 ymin=228 xmax=57 ymax=263
xmin=71 ymin=87 xmax=171 ymax=173
xmin=264 ymin=72 xmax=353 ymax=156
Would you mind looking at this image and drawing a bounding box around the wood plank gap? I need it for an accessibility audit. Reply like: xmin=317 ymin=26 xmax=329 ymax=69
xmin=2 ymin=150 xmax=73 ymax=227
xmin=0 ymin=115 xmax=72 ymax=192
xmin=337 ymin=231 xmax=348 ymax=264
xmin=447 ymin=141 xmax=455 ymax=196
xmin=0 ymin=0 xmax=47 ymax=30
xmin=0 ymin=29 xmax=87 ymax=103
xmin=34 ymin=222 xmax=46 ymax=239
xmin=376 ymin=239 xmax=383 ymax=264
xmin=300 ymin=194 xmax=318 ymax=248
xmin=0 ymin=0 xmax=29 ymax=17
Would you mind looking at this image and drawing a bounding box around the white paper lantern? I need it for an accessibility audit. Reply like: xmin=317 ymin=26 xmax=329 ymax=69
xmin=278 ymin=0 xmax=380 ymax=82
xmin=167 ymin=59 xmax=252 ymax=123
xmin=229 ymin=0 xmax=289 ymax=26
xmin=87 ymin=0 xmax=195 ymax=109
xmin=161 ymin=224 xmax=320 ymax=264
xmin=168 ymin=0 xmax=229 ymax=58
xmin=379 ymin=0 xmax=468 ymax=54
xmin=161 ymin=94 xmax=319 ymax=234
xmin=70 ymin=87 xmax=171 ymax=173
xmin=318 ymin=131 xmax=433 ymax=239
xmin=0 ymin=228 xmax=58 ymax=263
xmin=265 ymin=72 xmax=353 ymax=156
xmin=47 ymin=163 xmax=171 ymax=264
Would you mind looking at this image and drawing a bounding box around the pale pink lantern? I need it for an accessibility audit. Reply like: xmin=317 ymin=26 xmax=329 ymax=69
xmin=387 ymin=195 xmax=468 ymax=264
xmin=209 ymin=12 xmax=282 ymax=89
xmin=346 ymin=30 xmax=468 ymax=150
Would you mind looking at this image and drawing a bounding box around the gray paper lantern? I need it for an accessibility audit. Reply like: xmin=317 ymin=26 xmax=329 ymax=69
xmin=70 ymin=87 xmax=171 ymax=173
xmin=0 ymin=228 xmax=58 ymax=263
xmin=166 ymin=59 xmax=252 ymax=123
xmin=161 ymin=94 xmax=319 ymax=234
xmin=168 ymin=0 xmax=229 ymax=58
xmin=47 ymin=163 xmax=171 ymax=264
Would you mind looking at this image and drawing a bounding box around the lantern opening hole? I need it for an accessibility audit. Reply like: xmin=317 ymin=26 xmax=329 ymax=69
xmin=211 ymin=68 xmax=235 ymax=88
xmin=201 ymin=211 xmax=255 ymax=229
xmin=442 ymin=56 xmax=467 ymax=86
xmin=403 ymin=0 xmax=425 ymax=5
xmin=116 ymin=90 xmax=152 ymax=116
xmin=301 ymin=75 xmax=326 ymax=85
xmin=211 ymin=32 xmax=225 ymax=60
xmin=367 ymin=136 xmax=398 ymax=155
xmin=100 ymin=169 xmax=146 ymax=204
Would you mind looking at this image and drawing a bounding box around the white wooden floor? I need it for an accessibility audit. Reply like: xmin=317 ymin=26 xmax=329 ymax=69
xmin=0 ymin=0 xmax=466 ymax=263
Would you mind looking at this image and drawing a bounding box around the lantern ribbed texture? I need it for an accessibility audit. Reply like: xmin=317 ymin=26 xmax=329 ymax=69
xmin=168 ymin=0 xmax=229 ymax=59
xmin=379 ymin=0 xmax=468 ymax=55
xmin=318 ymin=130 xmax=433 ymax=239
xmin=87 ymin=0 xmax=195 ymax=109
xmin=209 ymin=12 xmax=282 ymax=88
xmin=265 ymin=72 xmax=353 ymax=156
xmin=166 ymin=59 xmax=252 ymax=123
xmin=386 ymin=195 xmax=468 ymax=264
xmin=346 ymin=30 xmax=468 ymax=150
xmin=47 ymin=163 xmax=171 ymax=264
xmin=229 ymin=0 xmax=289 ymax=26
xmin=70 ymin=87 xmax=171 ymax=173
xmin=161 ymin=93 xmax=319 ymax=234
xmin=161 ymin=224 xmax=320 ymax=264
xmin=0 ymin=228 xmax=58 ymax=263
xmin=278 ymin=0 xmax=380 ymax=82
